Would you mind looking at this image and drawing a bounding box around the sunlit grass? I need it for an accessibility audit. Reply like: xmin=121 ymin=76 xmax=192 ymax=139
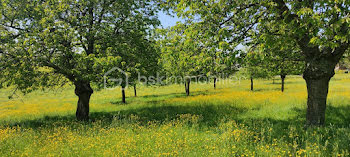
xmin=0 ymin=74 xmax=350 ymax=156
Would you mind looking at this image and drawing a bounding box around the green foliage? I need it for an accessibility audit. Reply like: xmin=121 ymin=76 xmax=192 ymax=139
xmin=157 ymin=21 xmax=240 ymax=85
xmin=0 ymin=0 xmax=160 ymax=93
xmin=162 ymin=0 xmax=350 ymax=64
xmin=259 ymin=35 xmax=305 ymax=77
xmin=157 ymin=23 xmax=205 ymax=83
xmin=241 ymin=49 xmax=272 ymax=79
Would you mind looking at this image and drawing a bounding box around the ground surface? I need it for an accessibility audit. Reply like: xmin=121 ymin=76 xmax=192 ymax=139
xmin=0 ymin=74 xmax=350 ymax=156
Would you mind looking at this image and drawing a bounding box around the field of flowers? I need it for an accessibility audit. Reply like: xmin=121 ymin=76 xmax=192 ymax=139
xmin=0 ymin=74 xmax=350 ymax=156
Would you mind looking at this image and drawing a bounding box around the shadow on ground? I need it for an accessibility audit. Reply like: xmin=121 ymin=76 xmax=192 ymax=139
xmin=290 ymin=105 xmax=350 ymax=127
xmin=2 ymin=99 xmax=350 ymax=132
xmin=3 ymin=103 xmax=246 ymax=129
xmin=110 ymin=90 xmax=219 ymax=105
xmin=250 ymin=88 xmax=282 ymax=92
xmin=266 ymin=80 xmax=305 ymax=85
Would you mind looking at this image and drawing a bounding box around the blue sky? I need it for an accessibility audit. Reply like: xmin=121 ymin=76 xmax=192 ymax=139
xmin=158 ymin=11 xmax=183 ymax=28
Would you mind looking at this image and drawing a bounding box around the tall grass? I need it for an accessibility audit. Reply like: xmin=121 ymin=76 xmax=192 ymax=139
xmin=0 ymin=74 xmax=350 ymax=156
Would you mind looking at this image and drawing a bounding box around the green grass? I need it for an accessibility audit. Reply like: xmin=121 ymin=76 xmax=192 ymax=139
xmin=0 ymin=74 xmax=350 ymax=156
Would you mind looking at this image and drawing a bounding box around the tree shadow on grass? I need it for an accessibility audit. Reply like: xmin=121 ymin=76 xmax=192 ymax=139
xmin=2 ymin=101 xmax=350 ymax=133
xmin=92 ymin=103 xmax=247 ymax=127
xmin=249 ymin=88 xmax=281 ymax=92
xmin=326 ymin=105 xmax=350 ymax=127
xmin=265 ymin=80 xmax=305 ymax=85
xmin=2 ymin=102 xmax=248 ymax=130
xmin=3 ymin=102 xmax=350 ymax=155
xmin=110 ymin=90 xmax=219 ymax=105
xmin=290 ymin=105 xmax=350 ymax=127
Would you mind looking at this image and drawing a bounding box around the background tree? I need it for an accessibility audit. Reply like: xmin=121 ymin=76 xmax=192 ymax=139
xmin=191 ymin=23 xmax=239 ymax=90
xmin=163 ymin=0 xmax=350 ymax=126
xmin=202 ymin=34 xmax=239 ymax=90
xmin=108 ymin=37 xmax=160 ymax=103
xmin=260 ymin=36 xmax=304 ymax=92
xmin=337 ymin=52 xmax=350 ymax=71
xmin=158 ymin=23 xmax=205 ymax=96
xmin=130 ymin=38 xmax=160 ymax=98
xmin=0 ymin=0 xmax=159 ymax=120
xmin=241 ymin=49 xmax=271 ymax=91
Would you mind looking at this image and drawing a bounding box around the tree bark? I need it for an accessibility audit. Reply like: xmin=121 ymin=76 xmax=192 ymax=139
xmin=74 ymin=81 xmax=93 ymax=121
xmin=133 ymin=84 xmax=137 ymax=97
xmin=281 ymin=75 xmax=286 ymax=92
xmin=250 ymin=77 xmax=253 ymax=91
xmin=214 ymin=77 xmax=217 ymax=89
xmin=122 ymin=86 xmax=126 ymax=103
xmin=303 ymin=59 xmax=337 ymax=126
xmin=304 ymin=77 xmax=330 ymax=126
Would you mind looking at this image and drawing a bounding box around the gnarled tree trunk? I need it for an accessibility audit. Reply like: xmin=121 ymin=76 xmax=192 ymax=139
xmin=303 ymin=59 xmax=337 ymax=126
xmin=281 ymin=74 xmax=286 ymax=92
xmin=74 ymin=81 xmax=93 ymax=121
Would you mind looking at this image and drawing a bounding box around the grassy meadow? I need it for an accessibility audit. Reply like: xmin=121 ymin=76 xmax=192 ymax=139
xmin=1 ymin=73 xmax=350 ymax=156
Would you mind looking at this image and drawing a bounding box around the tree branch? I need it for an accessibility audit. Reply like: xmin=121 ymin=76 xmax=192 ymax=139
xmin=219 ymin=3 xmax=258 ymax=26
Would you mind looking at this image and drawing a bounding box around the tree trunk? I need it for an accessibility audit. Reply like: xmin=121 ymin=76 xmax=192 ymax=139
xmin=303 ymin=59 xmax=337 ymax=127
xmin=122 ymin=87 xmax=126 ymax=103
xmin=304 ymin=77 xmax=331 ymax=126
xmin=184 ymin=81 xmax=187 ymax=95
xmin=281 ymin=75 xmax=286 ymax=92
xmin=74 ymin=81 xmax=93 ymax=121
xmin=133 ymin=84 xmax=137 ymax=97
xmin=214 ymin=77 xmax=217 ymax=89
xmin=186 ymin=79 xmax=190 ymax=96
xmin=298 ymin=35 xmax=347 ymax=127
xmin=250 ymin=77 xmax=253 ymax=91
